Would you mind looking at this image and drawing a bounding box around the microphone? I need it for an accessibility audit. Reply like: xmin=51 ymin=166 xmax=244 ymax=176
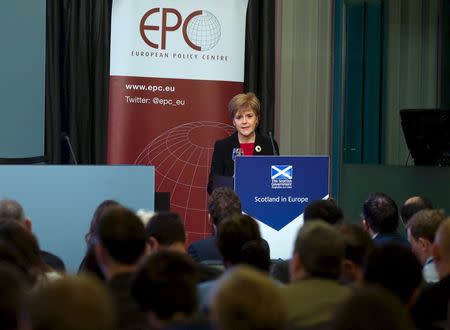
xmin=268 ymin=130 xmax=278 ymax=156
xmin=61 ymin=132 xmax=78 ymax=165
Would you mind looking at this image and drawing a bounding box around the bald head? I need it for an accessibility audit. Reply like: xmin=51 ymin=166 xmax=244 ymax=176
xmin=0 ymin=199 xmax=26 ymax=222
xmin=401 ymin=196 xmax=433 ymax=225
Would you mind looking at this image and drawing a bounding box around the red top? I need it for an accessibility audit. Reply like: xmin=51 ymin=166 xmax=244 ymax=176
xmin=240 ymin=143 xmax=255 ymax=156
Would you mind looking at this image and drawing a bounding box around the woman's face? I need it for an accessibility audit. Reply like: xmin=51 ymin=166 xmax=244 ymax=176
xmin=233 ymin=107 xmax=258 ymax=140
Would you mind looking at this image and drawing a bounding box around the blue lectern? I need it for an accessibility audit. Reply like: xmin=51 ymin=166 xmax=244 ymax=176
xmin=235 ymin=156 xmax=329 ymax=259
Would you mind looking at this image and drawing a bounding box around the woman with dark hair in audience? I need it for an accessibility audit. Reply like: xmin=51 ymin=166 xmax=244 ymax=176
xmin=78 ymin=200 xmax=121 ymax=280
xmin=0 ymin=220 xmax=60 ymax=287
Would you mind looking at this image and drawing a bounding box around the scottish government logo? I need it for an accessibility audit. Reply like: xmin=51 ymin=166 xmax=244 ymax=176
xmin=140 ymin=8 xmax=221 ymax=51
xmin=271 ymin=165 xmax=293 ymax=189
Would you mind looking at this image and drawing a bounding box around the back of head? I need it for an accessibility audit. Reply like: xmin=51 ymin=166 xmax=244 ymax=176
xmin=97 ymin=206 xmax=146 ymax=265
xmin=0 ymin=198 xmax=25 ymax=223
xmin=216 ymin=214 xmax=268 ymax=269
xmin=363 ymin=192 xmax=399 ymax=233
xmin=240 ymin=240 xmax=271 ymax=272
xmin=364 ymin=243 xmax=422 ymax=305
xmin=211 ymin=265 xmax=286 ymax=330
xmin=304 ymin=199 xmax=344 ymax=225
xmin=407 ymin=209 xmax=445 ymax=242
xmin=0 ymin=240 xmax=35 ymax=285
xmin=86 ymin=200 xmax=121 ymax=246
xmin=331 ymin=286 xmax=416 ymax=330
xmin=401 ymin=196 xmax=433 ymax=225
xmin=294 ymin=221 xmax=345 ymax=279
xmin=145 ymin=212 xmax=185 ymax=246
xmin=132 ymin=250 xmax=198 ymax=323
xmin=24 ymin=275 xmax=116 ymax=330
xmin=208 ymin=187 xmax=242 ymax=227
xmin=338 ymin=224 xmax=374 ymax=266
xmin=0 ymin=219 xmax=42 ymax=272
xmin=0 ymin=263 xmax=27 ymax=330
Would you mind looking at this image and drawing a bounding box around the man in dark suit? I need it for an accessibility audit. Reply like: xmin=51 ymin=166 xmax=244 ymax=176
xmin=361 ymin=192 xmax=409 ymax=247
xmin=188 ymin=187 xmax=242 ymax=262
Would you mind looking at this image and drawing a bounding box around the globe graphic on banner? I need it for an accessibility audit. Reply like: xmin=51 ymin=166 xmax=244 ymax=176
xmin=135 ymin=121 xmax=234 ymax=242
xmin=186 ymin=11 xmax=221 ymax=51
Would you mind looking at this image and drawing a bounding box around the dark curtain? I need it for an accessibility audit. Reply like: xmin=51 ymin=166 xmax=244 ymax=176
xmin=46 ymin=0 xmax=112 ymax=164
xmin=245 ymin=0 xmax=276 ymax=136
xmin=46 ymin=0 xmax=275 ymax=163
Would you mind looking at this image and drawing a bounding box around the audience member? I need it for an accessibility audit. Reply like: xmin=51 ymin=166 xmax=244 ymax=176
xmin=0 ymin=263 xmax=27 ymax=330
xmin=78 ymin=199 xmax=121 ymax=280
xmin=362 ymin=192 xmax=408 ymax=246
xmin=401 ymin=196 xmax=433 ymax=225
xmin=132 ymin=250 xmax=199 ymax=329
xmin=282 ymin=221 xmax=350 ymax=328
xmin=198 ymin=214 xmax=271 ymax=312
xmin=364 ymin=243 xmax=422 ymax=307
xmin=331 ymin=286 xmax=417 ymax=330
xmin=271 ymin=198 xmax=344 ymax=284
xmin=411 ymin=218 xmax=450 ymax=330
xmin=0 ymin=198 xmax=65 ymax=272
xmin=304 ymin=198 xmax=344 ymax=225
xmin=22 ymin=275 xmax=116 ymax=330
xmin=95 ymin=206 xmax=149 ymax=330
xmin=407 ymin=209 xmax=445 ymax=283
xmin=188 ymin=187 xmax=242 ymax=262
xmin=146 ymin=212 xmax=223 ymax=283
xmin=0 ymin=219 xmax=59 ymax=286
xmin=216 ymin=214 xmax=270 ymax=271
xmin=146 ymin=212 xmax=187 ymax=254
xmin=338 ymin=223 xmax=374 ymax=286
xmin=0 ymin=240 xmax=34 ymax=285
xmin=211 ymin=265 xmax=286 ymax=330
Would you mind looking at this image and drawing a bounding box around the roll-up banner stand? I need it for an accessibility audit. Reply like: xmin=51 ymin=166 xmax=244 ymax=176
xmin=108 ymin=0 xmax=249 ymax=242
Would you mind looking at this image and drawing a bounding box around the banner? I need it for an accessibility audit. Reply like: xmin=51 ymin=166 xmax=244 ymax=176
xmin=108 ymin=0 xmax=248 ymax=242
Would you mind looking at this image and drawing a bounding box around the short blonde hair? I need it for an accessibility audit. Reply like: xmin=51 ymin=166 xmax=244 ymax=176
xmin=228 ymin=92 xmax=260 ymax=120
xmin=211 ymin=265 xmax=286 ymax=330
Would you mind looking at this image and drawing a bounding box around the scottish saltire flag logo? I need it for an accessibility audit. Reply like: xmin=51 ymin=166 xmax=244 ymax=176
xmin=271 ymin=165 xmax=293 ymax=179
xmin=271 ymin=165 xmax=293 ymax=189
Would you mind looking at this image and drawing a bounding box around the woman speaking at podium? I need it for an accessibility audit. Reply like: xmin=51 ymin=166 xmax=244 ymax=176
xmin=207 ymin=92 xmax=279 ymax=194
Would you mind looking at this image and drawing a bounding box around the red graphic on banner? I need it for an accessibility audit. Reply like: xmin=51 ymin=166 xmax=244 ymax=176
xmin=108 ymin=75 xmax=242 ymax=242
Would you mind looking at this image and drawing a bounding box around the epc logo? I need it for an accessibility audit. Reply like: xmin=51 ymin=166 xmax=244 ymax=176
xmin=140 ymin=8 xmax=222 ymax=52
